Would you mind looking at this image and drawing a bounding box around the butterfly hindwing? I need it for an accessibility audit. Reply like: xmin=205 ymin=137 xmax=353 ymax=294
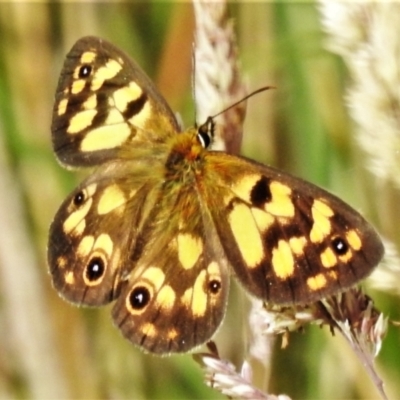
xmin=111 ymin=179 xmax=230 ymax=354
xmin=48 ymin=161 xmax=158 ymax=306
xmin=112 ymin=245 xmax=229 ymax=354
xmin=49 ymin=158 xmax=230 ymax=353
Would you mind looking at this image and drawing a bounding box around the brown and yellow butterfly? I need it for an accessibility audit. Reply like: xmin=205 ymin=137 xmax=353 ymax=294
xmin=48 ymin=36 xmax=384 ymax=354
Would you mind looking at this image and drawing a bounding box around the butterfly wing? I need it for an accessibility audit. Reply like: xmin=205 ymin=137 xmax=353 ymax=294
xmin=49 ymin=36 xmax=230 ymax=354
xmin=49 ymin=35 xmax=384 ymax=356
xmin=202 ymin=151 xmax=384 ymax=305
xmin=111 ymin=181 xmax=230 ymax=354
xmin=49 ymin=160 xmax=230 ymax=353
xmin=52 ymin=36 xmax=180 ymax=167
xmin=48 ymin=161 xmax=161 ymax=305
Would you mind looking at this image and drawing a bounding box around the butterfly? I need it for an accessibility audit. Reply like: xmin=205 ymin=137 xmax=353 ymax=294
xmin=48 ymin=36 xmax=384 ymax=354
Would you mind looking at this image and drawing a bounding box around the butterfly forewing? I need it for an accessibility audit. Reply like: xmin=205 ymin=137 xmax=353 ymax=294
xmin=52 ymin=36 xmax=180 ymax=167
xmin=202 ymin=152 xmax=384 ymax=304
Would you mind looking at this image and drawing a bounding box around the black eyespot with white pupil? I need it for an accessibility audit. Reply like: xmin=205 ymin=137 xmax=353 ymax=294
xmin=331 ymin=237 xmax=349 ymax=255
xmin=86 ymin=257 xmax=105 ymax=282
xmin=129 ymin=287 xmax=151 ymax=310
xmin=78 ymin=64 xmax=92 ymax=78
xmin=73 ymin=191 xmax=86 ymax=206
xmin=209 ymin=280 xmax=221 ymax=294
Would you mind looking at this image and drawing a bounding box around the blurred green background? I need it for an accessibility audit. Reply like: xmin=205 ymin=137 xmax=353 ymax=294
xmin=0 ymin=2 xmax=398 ymax=399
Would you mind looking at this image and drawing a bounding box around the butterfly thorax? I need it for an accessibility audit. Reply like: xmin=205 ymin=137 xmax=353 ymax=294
xmin=164 ymin=128 xmax=206 ymax=182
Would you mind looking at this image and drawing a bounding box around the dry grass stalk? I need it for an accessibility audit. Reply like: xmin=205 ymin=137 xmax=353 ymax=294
xmin=370 ymin=239 xmax=400 ymax=295
xmin=193 ymin=0 xmax=247 ymax=154
xmin=319 ymin=2 xmax=400 ymax=188
xmin=192 ymin=1 xmax=391 ymax=398
xmin=194 ymin=342 xmax=291 ymax=400
xmin=248 ymin=288 xmax=388 ymax=399
xmin=0 ymin=123 xmax=69 ymax=398
xmin=319 ymin=1 xmax=400 ymax=294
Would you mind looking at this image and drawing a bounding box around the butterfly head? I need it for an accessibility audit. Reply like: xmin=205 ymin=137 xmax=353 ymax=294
xmin=196 ymin=116 xmax=215 ymax=149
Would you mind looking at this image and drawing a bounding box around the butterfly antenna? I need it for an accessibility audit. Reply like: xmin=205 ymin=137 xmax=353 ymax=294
xmin=210 ymin=86 xmax=276 ymax=119
xmin=196 ymin=86 xmax=275 ymax=147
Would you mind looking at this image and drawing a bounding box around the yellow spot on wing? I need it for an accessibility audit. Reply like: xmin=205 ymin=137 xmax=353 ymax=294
xmin=94 ymin=233 xmax=113 ymax=257
xmin=141 ymin=267 xmax=165 ymax=291
xmin=307 ymin=274 xmax=327 ymax=290
xmin=310 ymin=199 xmax=333 ymax=243
xmin=231 ymin=174 xmax=261 ymax=202
xmin=167 ymin=328 xmax=178 ymax=340
xmin=154 ymin=285 xmax=176 ymax=311
xmin=77 ymin=235 xmax=95 ymax=257
xmin=106 ymin=109 xmax=124 ymax=125
xmin=314 ymin=199 xmax=334 ymax=217
xmin=251 ymin=207 xmax=274 ymax=232
xmin=83 ymin=94 xmax=97 ymax=110
xmin=63 ymin=198 xmax=92 ymax=234
xmin=113 ymin=82 xmax=142 ymax=112
xmin=128 ymin=101 xmax=152 ymax=129
xmin=65 ymin=271 xmax=74 ymax=285
xmin=141 ymin=322 xmax=157 ymax=338
xmin=177 ymin=233 xmax=203 ymax=270
xmin=346 ymin=229 xmax=362 ymax=251
xmin=80 ymin=51 xmax=96 ymax=64
xmin=57 ymin=256 xmax=67 ymax=268
xmin=328 ymin=271 xmax=338 ymax=280
xmin=229 ymin=203 xmax=264 ymax=268
xmin=338 ymin=250 xmax=353 ymax=263
xmin=67 ymin=109 xmax=97 ymax=134
xmin=71 ymin=79 xmax=85 ymax=94
xmin=190 ymin=270 xmax=207 ymax=317
xmin=73 ymin=66 xmax=81 ymax=80
xmin=272 ymin=240 xmax=294 ymax=279
xmin=181 ymin=287 xmax=193 ymax=309
xmin=97 ymin=185 xmax=126 ymax=215
xmin=289 ymin=236 xmax=307 ymax=255
xmin=57 ymin=98 xmax=68 ymax=116
xmin=74 ymin=219 xmax=86 ymax=236
xmin=86 ymin=183 xmax=97 ymax=198
xmin=91 ymin=59 xmax=123 ymax=91
xmin=207 ymin=261 xmax=220 ymax=276
xmin=320 ymin=247 xmax=337 ymax=268
xmin=80 ymin=123 xmax=130 ymax=151
xmin=265 ymin=181 xmax=294 ymax=217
